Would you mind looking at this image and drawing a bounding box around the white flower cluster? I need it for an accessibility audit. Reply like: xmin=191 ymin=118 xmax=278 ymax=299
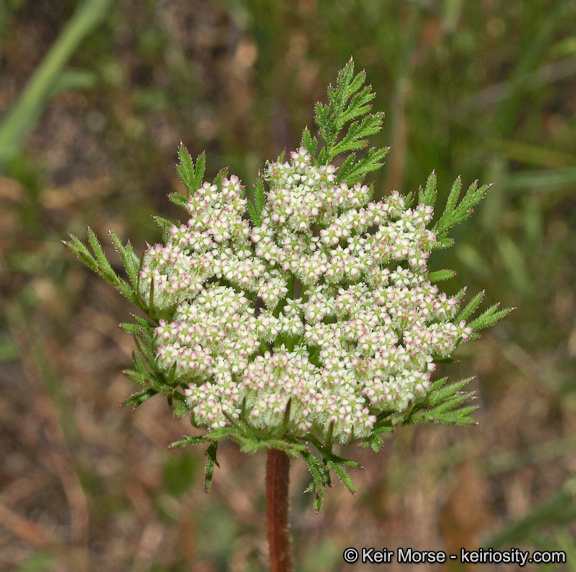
xmin=143 ymin=149 xmax=473 ymax=443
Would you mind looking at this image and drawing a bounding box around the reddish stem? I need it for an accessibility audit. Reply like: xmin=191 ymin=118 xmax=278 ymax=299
xmin=266 ymin=448 xmax=293 ymax=572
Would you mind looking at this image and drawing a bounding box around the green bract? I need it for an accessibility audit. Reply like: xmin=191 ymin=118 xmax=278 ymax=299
xmin=65 ymin=60 xmax=512 ymax=510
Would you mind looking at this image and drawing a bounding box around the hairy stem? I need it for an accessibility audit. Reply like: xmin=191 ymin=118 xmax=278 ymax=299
xmin=266 ymin=448 xmax=293 ymax=572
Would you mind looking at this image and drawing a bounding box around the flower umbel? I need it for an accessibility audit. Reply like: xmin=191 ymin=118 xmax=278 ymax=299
xmin=64 ymin=60 xmax=512 ymax=510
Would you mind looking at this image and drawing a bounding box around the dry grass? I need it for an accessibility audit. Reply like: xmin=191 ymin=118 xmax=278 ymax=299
xmin=1 ymin=1 xmax=575 ymax=570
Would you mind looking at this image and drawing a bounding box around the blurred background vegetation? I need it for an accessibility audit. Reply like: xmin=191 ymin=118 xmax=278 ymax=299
xmin=1 ymin=0 xmax=576 ymax=570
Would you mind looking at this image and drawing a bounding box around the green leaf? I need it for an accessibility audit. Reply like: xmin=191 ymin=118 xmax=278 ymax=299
xmin=169 ymin=192 xmax=188 ymax=208
xmin=340 ymin=87 xmax=375 ymax=124
xmin=429 ymin=269 xmax=456 ymax=282
xmin=65 ymin=230 xmax=141 ymax=306
xmin=116 ymin=280 xmax=137 ymax=304
xmin=309 ymin=58 xmax=386 ymax=185
xmin=425 ymin=377 xmax=474 ymax=406
xmin=360 ymin=433 xmax=383 ymax=452
xmin=133 ymin=315 xmax=157 ymax=330
xmin=434 ymin=237 xmax=455 ymax=250
xmin=301 ymin=126 xmax=318 ymax=159
xmin=109 ymin=231 xmax=140 ymax=288
xmin=87 ymin=227 xmax=118 ymax=282
xmin=120 ymin=322 xmax=140 ymax=335
xmin=193 ymin=152 xmax=206 ymax=191
xmin=315 ymin=102 xmax=329 ymax=127
xmin=468 ymin=304 xmax=515 ymax=332
xmin=247 ymin=200 xmax=262 ymax=227
xmin=338 ymin=147 xmax=389 ymax=185
xmin=457 ymin=290 xmax=485 ymax=322
xmin=304 ymin=457 xmax=325 ymax=494
xmin=372 ymin=424 xmax=394 ymax=436
xmin=169 ymin=435 xmax=208 ymax=448
xmin=444 ymin=177 xmax=462 ymax=220
xmin=204 ymin=441 xmax=219 ymax=493
xmin=123 ymin=367 xmax=147 ymax=386
xmin=303 ymin=452 xmax=330 ymax=513
xmin=134 ymin=334 xmax=156 ymax=366
xmin=152 ymin=216 xmax=173 ymax=242
xmin=63 ymin=235 xmax=98 ymax=273
xmin=435 ymin=179 xmax=491 ymax=236
xmin=440 ymin=405 xmax=479 ymax=424
xmin=424 ymin=391 xmax=475 ymax=417
xmin=173 ymin=400 xmax=189 ymax=418
xmin=213 ymin=167 xmax=229 ymax=188
xmin=404 ymin=376 xmax=479 ymax=426
xmin=176 ymin=143 xmax=195 ymax=195
xmin=314 ymin=485 xmax=327 ymax=514
xmin=132 ymin=346 xmax=150 ymax=377
xmin=254 ymin=177 xmax=265 ymax=215
xmin=123 ymin=388 xmax=157 ymax=408
xmin=419 ymin=171 xmax=437 ymax=208
xmin=426 ymin=376 xmax=450 ymax=393
xmin=277 ymin=397 xmax=292 ymax=436
xmin=324 ymin=451 xmax=361 ymax=469
xmin=170 ymin=142 xmax=206 ymax=199
xmin=411 ymin=395 xmax=478 ymax=426
xmin=328 ymin=462 xmax=356 ymax=495
xmin=336 ymin=153 xmax=357 ymax=182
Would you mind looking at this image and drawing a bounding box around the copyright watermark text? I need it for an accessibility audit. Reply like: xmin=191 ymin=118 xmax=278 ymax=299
xmin=342 ymin=547 xmax=567 ymax=566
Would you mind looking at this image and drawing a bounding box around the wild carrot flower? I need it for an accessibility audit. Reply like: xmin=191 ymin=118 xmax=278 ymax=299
xmin=65 ymin=59 xmax=512 ymax=509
